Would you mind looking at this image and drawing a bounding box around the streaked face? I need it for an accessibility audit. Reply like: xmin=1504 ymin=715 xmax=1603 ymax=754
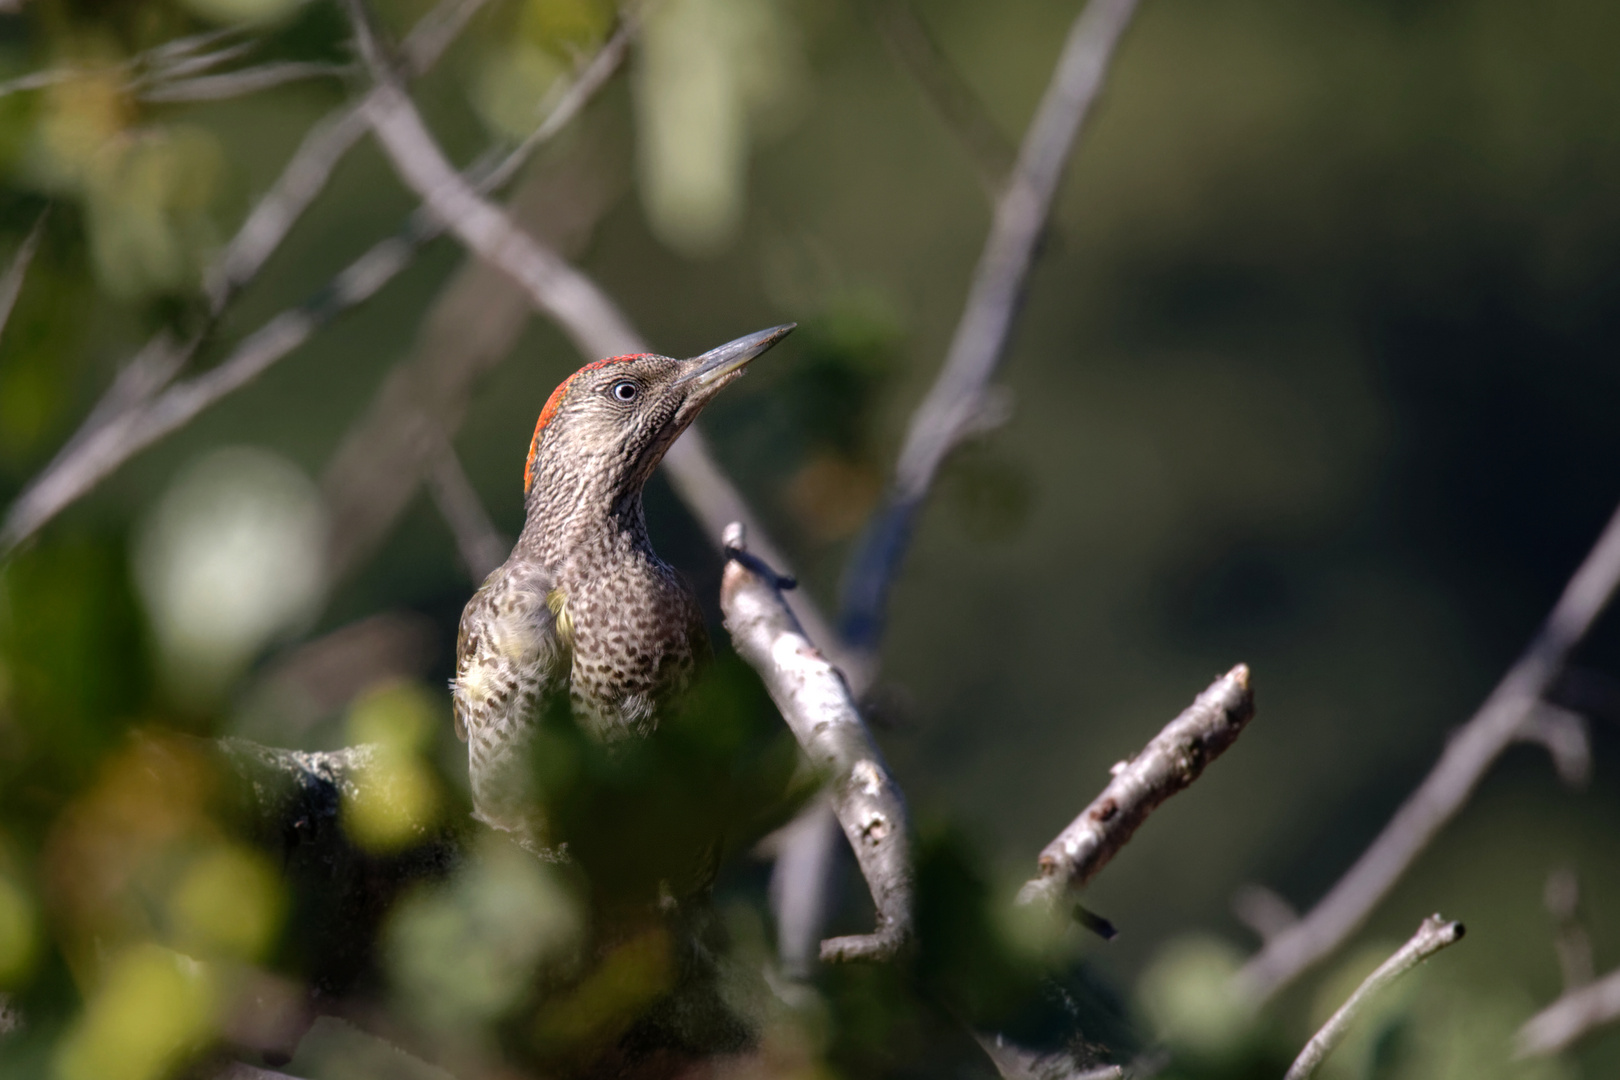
xmin=523 ymin=325 xmax=795 ymax=498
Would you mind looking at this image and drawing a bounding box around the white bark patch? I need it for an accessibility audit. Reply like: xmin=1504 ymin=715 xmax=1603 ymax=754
xmin=852 ymin=759 xmax=885 ymax=797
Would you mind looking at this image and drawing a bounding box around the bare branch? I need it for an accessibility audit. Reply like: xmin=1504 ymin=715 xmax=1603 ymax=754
xmin=424 ymin=435 xmax=507 ymax=581
xmin=1544 ymin=867 xmax=1594 ymax=992
xmin=1235 ymin=499 xmax=1620 ymax=1005
xmin=137 ymin=61 xmax=349 ymax=103
xmin=976 ymin=1033 xmax=1123 ymax=1080
xmin=1284 ymin=915 xmax=1465 ymax=1080
xmin=839 ymin=0 xmax=1142 ymax=649
xmin=867 ymin=0 xmax=1017 ymax=197
xmin=1516 ymin=703 xmax=1591 ymax=790
xmin=760 ymin=794 xmax=841 ymax=978
xmin=720 ymin=522 xmax=913 ymax=963
xmin=0 ymin=241 xmax=411 ymax=553
xmin=1517 ymin=965 xmax=1620 ymax=1058
xmin=0 ymin=68 xmax=77 ymax=98
xmin=207 ymin=0 xmax=494 ymax=313
xmin=1231 ymin=883 xmax=1299 ymax=944
xmin=206 ymin=106 xmax=375 ymax=313
xmin=356 ymin=77 xmax=641 ymax=359
xmin=0 ymin=2 xmax=609 ymax=558
xmin=0 ymin=211 xmax=45 ymax=344
xmin=140 ymin=36 xmax=257 ymax=82
xmin=394 ymin=0 xmax=494 ymax=74
xmin=1017 ymin=665 xmax=1253 ymax=909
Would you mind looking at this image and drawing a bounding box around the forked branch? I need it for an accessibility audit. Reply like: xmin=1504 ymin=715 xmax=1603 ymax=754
xmin=720 ymin=523 xmax=913 ymax=963
xmin=1236 ymin=499 xmax=1620 ymax=1004
xmin=840 ymin=0 xmax=1143 ymax=650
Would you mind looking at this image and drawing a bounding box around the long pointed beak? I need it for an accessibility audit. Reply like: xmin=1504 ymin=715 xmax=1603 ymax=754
xmin=673 ymin=324 xmax=796 ymax=392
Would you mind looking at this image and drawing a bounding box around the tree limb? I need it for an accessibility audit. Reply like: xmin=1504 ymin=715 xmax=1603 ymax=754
xmin=839 ymin=0 xmax=1143 ymax=650
xmin=1017 ymin=665 xmax=1253 ymax=909
xmin=1517 ymin=965 xmax=1620 ymax=1058
xmin=1284 ymin=915 xmax=1465 ymax=1080
xmin=720 ymin=523 xmax=913 ymax=963
xmin=1235 ymin=498 xmax=1620 ymax=1005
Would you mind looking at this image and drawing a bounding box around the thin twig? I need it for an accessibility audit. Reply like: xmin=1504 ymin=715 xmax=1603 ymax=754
xmin=1516 ymin=704 xmax=1591 ymax=790
xmin=354 ymin=63 xmax=642 ymax=356
xmin=1544 ymin=868 xmax=1594 ymax=992
xmin=839 ymin=0 xmax=1142 ymax=650
xmin=1017 ymin=665 xmax=1253 ymax=909
xmin=868 ymin=0 xmax=1017 ymax=197
xmin=0 ymin=68 xmax=77 ymax=98
xmin=140 ymin=36 xmax=257 ymax=82
xmin=760 ymin=794 xmax=841 ymax=979
xmin=1235 ymin=498 xmax=1620 ymax=1005
xmin=0 ymin=211 xmax=45 ymax=344
xmin=206 ymin=0 xmax=494 ymax=313
xmin=0 ymin=0 xmax=490 ymax=555
xmin=1284 ymin=915 xmax=1465 ymax=1080
xmin=1517 ymin=965 xmax=1620 ymax=1058
xmin=1231 ymin=883 xmax=1299 ymax=945
xmin=137 ymin=61 xmax=350 ymax=103
xmin=0 ymin=238 xmax=411 ymax=553
xmin=721 ymin=522 xmax=913 ymax=963
xmin=424 ymin=435 xmax=507 ymax=581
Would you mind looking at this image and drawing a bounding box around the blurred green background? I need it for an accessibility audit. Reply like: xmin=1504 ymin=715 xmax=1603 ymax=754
xmin=1 ymin=0 xmax=1619 ymax=1076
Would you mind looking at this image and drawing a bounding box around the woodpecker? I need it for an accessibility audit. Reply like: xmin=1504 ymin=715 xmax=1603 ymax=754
xmin=452 ymin=325 xmax=794 ymax=853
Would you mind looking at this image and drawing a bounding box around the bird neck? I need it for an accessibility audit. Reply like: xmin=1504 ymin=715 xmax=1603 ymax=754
xmin=519 ymin=476 xmax=657 ymax=581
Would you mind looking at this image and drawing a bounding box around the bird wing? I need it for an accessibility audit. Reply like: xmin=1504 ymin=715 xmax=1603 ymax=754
xmin=451 ymin=558 xmax=565 ymax=743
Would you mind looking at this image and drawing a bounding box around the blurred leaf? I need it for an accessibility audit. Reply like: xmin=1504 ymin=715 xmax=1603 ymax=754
xmin=635 ymin=0 xmax=805 ymax=256
xmin=1136 ymin=935 xmax=1255 ymax=1066
xmin=521 ymin=0 xmax=615 ymax=55
xmin=180 ymin=0 xmax=306 ymax=28
xmin=53 ymin=942 xmax=218 ymax=1080
xmin=133 ymin=446 xmax=326 ymax=708
xmin=471 ymin=41 xmax=567 ymax=140
xmin=83 ymin=124 xmax=222 ymax=299
xmin=387 ymin=836 xmax=583 ymax=1036
xmin=0 ymin=535 xmax=149 ymax=798
xmin=166 ymin=842 xmax=283 ymax=961
xmin=341 ymin=681 xmax=446 ymax=851
xmin=0 ymin=868 xmax=39 ymax=986
xmin=533 ymin=927 xmax=673 ymax=1058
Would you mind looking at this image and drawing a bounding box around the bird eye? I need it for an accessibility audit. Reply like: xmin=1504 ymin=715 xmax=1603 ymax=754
xmin=610 ymin=379 xmax=639 ymax=402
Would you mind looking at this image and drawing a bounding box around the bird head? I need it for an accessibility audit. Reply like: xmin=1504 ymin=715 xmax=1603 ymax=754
xmin=522 ymin=324 xmax=795 ymax=518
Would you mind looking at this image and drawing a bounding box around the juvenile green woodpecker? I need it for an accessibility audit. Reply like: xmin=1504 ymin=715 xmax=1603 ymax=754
xmin=451 ymin=325 xmax=794 ymax=853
